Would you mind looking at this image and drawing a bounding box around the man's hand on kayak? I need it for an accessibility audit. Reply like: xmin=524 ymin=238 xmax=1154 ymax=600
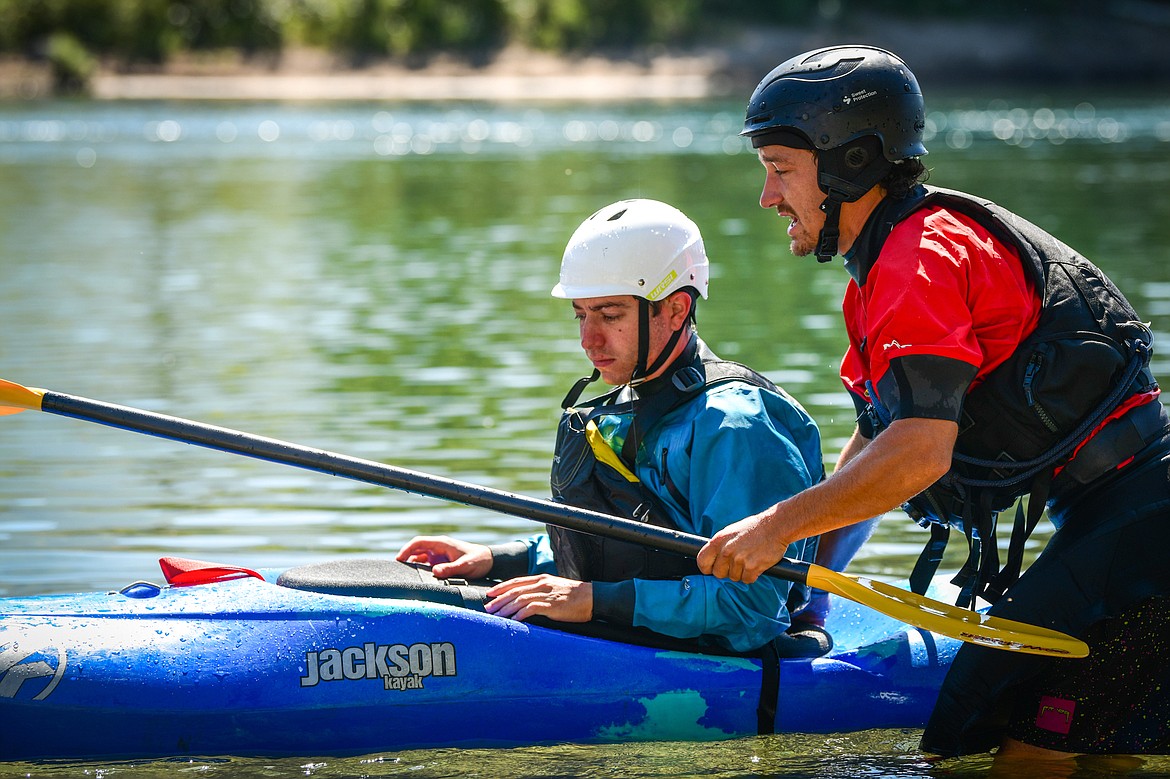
xmin=697 ymin=513 xmax=788 ymax=584
xmin=396 ymin=535 xmax=494 ymax=580
xmin=485 ymin=575 xmax=593 ymax=623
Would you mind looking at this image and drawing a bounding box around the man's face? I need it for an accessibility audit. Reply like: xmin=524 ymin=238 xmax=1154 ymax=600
xmin=756 ymin=145 xmax=824 ymax=258
xmin=571 ymin=295 xmax=677 ymax=385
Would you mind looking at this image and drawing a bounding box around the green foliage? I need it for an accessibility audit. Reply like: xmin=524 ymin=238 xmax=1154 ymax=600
xmin=0 ymin=0 xmax=1084 ymax=69
xmin=45 ymin=30 xmax=96 ymax=92
xmin=0 ymin=0 xmax=282 ymax=63
xmin=511 ymin=0 xmax=703 ymax=51
xmin=163 ymin=0 xmax=284 ymax=54
xmin=326 ymin=0 xmax=509 ymax=59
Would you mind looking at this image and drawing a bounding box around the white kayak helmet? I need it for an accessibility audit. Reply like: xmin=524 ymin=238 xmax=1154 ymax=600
xmin=551 ymin=199 xmax=710 ymax=302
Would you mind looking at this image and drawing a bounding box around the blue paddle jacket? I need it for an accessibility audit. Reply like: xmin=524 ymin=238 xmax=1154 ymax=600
xmin=492 ymin=376 xmax=824 ymax=653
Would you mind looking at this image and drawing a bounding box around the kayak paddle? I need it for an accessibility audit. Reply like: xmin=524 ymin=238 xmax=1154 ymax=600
xmin=0 ymin=377 xmax=1088 ymax=658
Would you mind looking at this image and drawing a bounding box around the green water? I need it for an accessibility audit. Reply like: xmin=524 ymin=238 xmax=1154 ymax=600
xmin=1 ymin=95 xmax=1170 ymax=776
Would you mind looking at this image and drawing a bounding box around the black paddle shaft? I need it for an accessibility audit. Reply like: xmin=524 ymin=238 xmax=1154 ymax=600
xmin=42 ymin=391 xmax=812 ymax=585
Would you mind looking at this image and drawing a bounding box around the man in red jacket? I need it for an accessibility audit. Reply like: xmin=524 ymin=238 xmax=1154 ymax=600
xmin=698 ymin=44 xmax=1170 ymax=758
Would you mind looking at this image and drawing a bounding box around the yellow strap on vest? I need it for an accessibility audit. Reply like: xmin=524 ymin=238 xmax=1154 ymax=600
xmin=585 ymin=419 xmax=639 ymax=483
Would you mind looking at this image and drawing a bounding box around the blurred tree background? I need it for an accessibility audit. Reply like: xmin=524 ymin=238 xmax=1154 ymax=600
xmin=0 ymin=0 xmax=1146 ymax=93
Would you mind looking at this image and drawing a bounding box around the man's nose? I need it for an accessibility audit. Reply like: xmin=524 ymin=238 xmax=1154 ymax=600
xmin=580 ymin=320 xmax=602 ymax=349
xmin=760 ymin=176 xmax=780 ymax=209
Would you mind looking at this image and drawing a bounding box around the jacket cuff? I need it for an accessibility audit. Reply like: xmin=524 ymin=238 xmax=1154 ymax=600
xmin=592 ymin=580 xmax=636 ymax=625
xmin=486 ymin=541 xmax=530 ymax=580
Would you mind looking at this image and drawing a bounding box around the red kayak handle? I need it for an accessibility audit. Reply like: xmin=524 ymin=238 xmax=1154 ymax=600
xmin=159 ymin=556 xmax=264 ymax=586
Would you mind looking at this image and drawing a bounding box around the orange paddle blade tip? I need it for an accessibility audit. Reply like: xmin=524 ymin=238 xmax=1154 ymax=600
xmin=0 ymin=378 xmax=46 ymax=415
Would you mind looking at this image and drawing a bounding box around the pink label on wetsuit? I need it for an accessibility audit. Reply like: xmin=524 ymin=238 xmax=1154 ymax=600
xmin=1035 ymin=695 xmax=1076 ymax=734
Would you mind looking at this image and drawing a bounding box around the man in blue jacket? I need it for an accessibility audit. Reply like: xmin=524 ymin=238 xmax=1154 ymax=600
xmin=398 ymin=198 xmax=825 ymax=655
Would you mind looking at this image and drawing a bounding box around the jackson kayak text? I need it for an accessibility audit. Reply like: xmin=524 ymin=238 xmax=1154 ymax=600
xmin=300 ymin=641 xmax=457 ymax=690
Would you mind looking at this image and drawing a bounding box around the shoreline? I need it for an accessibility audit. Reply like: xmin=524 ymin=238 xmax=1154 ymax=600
xmin=2 ymin=45 xmax=733 ymax=102
xmin=89 ymin=57 xmax=723 ymax=103
xmin=5 ymin=14 xmax=1170 ymax=103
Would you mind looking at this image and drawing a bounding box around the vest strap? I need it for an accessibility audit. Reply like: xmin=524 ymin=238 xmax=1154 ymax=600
xmin=950 ymin=497 xmax=983 ymax=609
xmin=984 ymin=469 xmax=1051 ymax=603
xmin=756 ymin=640 xmax=781 ymax=735
xmin=909 ymin=522 xmax=950 ymax=596
xmin=561 ymin=368 xmax=601 ymax=410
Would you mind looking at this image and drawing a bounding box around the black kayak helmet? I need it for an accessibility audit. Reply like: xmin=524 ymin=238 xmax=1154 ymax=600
xmin=742 ymin=45 xmax=927 ymax=262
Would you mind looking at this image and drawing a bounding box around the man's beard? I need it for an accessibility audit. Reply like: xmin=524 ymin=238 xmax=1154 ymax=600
xmin=790 ymin=233 xmax=816 ymax=258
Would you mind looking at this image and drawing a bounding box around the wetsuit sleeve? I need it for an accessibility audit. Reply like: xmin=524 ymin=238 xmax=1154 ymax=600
xmin=525 ymin=533 xmax=558 ymax=575
xmin=487 ymin=534 xmax=557 ymax=579
xmin=592 ymin=580 xmax=635 ymax=624
xmin=628 ymin=384 xmax=824 ymax=653
xmin=876 ymin=354 xmax=977 ymax=423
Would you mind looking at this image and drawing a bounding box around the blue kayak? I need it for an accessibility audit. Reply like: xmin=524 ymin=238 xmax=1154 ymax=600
xmin=0 ymin=557 xmax=956 ymax=761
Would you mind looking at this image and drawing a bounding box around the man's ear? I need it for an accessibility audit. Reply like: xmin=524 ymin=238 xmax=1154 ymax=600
xmin=666 ymin=290 xmax=693 ymax=328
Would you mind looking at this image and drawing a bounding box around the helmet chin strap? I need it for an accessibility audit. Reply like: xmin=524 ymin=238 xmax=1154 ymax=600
xmin=814 ymin=144 xmax=894 ymax=264
xmin=816 ymin=195 xmax=844 ymax=263
xmin=561 ymin=295 xmax=691 ymax=408
xmin=630 ymin=298 xmax=686 ymax=388
xmin=814 ymin=152 xmax=893 ymax=264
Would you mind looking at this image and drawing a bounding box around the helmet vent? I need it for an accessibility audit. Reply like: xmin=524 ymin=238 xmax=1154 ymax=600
xmin=607 ymin=208 xmax=628 ymax=222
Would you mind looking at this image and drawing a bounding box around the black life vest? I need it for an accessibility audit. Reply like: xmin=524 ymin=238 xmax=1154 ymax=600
xmin=548 ymin=335 xmax=782 ymax=583
xmin=853 ymin=185 xmax=1162 ymax=606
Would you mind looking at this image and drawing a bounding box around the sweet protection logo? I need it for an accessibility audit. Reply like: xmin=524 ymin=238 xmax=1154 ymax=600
xmin=842 ymin=88 xmax=878 ymax=106
xmin=0 ymin=643 xmax=66 ymax=700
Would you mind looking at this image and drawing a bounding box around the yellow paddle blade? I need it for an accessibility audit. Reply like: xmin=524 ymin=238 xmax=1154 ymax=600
xmin=0 ymin=378 xmax=45 ymax=416
xmin=806 ymin=564 xmax=1089 ymax=658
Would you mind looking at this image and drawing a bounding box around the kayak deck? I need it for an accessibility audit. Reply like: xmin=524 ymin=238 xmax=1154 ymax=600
xmin=0 ymin=560 xmax=956 ymax=760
